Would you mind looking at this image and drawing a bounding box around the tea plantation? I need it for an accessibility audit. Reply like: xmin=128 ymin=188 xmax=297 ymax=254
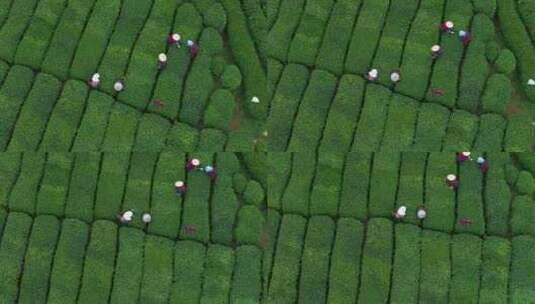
xmin=0 ymin=0 xmax=268 ymax=152
xmin=268 ymin=0 xmax=534 ymax=152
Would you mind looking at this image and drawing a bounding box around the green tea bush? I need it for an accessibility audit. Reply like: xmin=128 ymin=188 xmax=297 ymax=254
xmin=221 ymin=65 xmax=242 ymax=90
xmin=0 ymin=153 xmax=21 ymax=208
xmin=69 ymin=0 xmax=122 ymax=79
xmin=108 ymin=227 xmax=144 ymax=303
xmin=351 ymin=85 xmax=392 ymax=151
xmin=0 ymin=65 xmax=35 ymax=150
xmin=17 ymin=215 xmax=60 ymax=304
xmin=486 ymin=41 xmax=500 ymax=63
xmin=7 ymin=73 xmax=62 ymax=152
xmin=180 ymin=163 xmax=213 ymax=242
xmin=449 ymin=234 xmax=482 ymax=303
xmin=498 ymin=0 xmax=535 ymax=102
xmin=298 ymin=216 xmax=335 ymax=304
xmin=494 ymin=49 xmax=516 ymax=74
xmin=396 ymin=153 xmax=427 ymax=224
xmin=357 ymin=218 xmax=393 ymax=304
xmin=309 ymin=154 xmax=345 ymax=216
xmin=200 ymin=245 xmax=235 ymax=303
xmin=0 ymin=0 xmax=40 ymax=62
xmin=0 ymin=212 xmax=33 ymax=303
xmin=40 ymin=80 xmax=89 ymax=151
xmin=13 ymin=0 xmax=66 ymax=68
xmin=419 ymin=230 xmax=451 ymax=303
xmin=516 ymin=171 xmax=535 ymax=195
xmin=232 ymin=173 xmax=248 ymax=194
xmin=319 ymin=75 xmax=365 ymax=154
xmin=170 ymin=241 xmax=206 ymax=303
xmin=204 ymin=89 xmax=236 ymax=131
xmin=64 ymin=153 xmax=101 ymax=222
xmin=166 ymin=123 xmax=200 ymax=152
xmin=506 ymin=162 xmax=520 ymax=185
xmin=211 ymin=55 xmax=226 ymax=78
xmin=315 ymin=0 xmax=362 ymax=75
xmin=287 ymin=69 xmax=337 ymax=152
xmin=267 ymin=0 xmax=305 ymax=62
xmin=412 ymin=103 xmax=450 ymax=151
xmin=389 ymin=224 xmax=421 ymax=304
xmin=423 ymin=154 xmax=456 ymax=231
xmin=484 ymin=155 xmax=511 ymax=236
xmin=200 ymin=27 xmax=224 ymax=55
xmin=204 ymin=2 xmax=227 ymax=32
xmin=473 ymin=0 xmax=496 ymax=17
xmin=179 ymin=53 xmax=215 ymax=125
xmin=368 ymin=152 xmax=401 ymax=217
xmin=41 ymin=0 xmax=96 ymax=79
xmin=380 ymin=95 xmax=419 ymax=151
xmin=35 ymin=153 xmax=74 ymax=216
xmin=442 ymin=110 xmax=478 ymax=152
xmin=339 ymin=153 xmax=372 ymax=219
xmin=267 ymin=214 xmax=307 ymax=303
xmin=8 ymin=154 xmax=46 ymax=214
xmin=326 ymin=218 xmax=364 ymax=303
xmin=345 ymin=0 xmax=390 ymax=75
xmin=100 ymin=103 xmax=141 ymax=151
xmin=505 ymin=114 xmax=532 ymax=152
xmin=93 ymin=153 xmax=130 ymax=219
xmin=267 ymin=153 xmax=292 ymax=209
xmin=241 ymin=0 xmax=267 ymax=65
xmin=287 ymin=0 xmax=334 ymax=66
xmin=211 ymin=176 xmax=239 ymax=245
xmin=76 ymin=220 xmax=118 ymax=304
xmin=511 ymin=195 xmax=534 ymax=235
xmin=197 ymin=128 xmax=227 ymax=151
xmin=46 ymin=219 xmax=89 ymax=304
xmin=510 ymin=236 xmax=535 ymax=302
xmin=230 ymin=245 xmax=262 ymax=303
xmin=133 ymin=114 xmax=171 ymax=152
xmin=243 ymin=180 xmax=265 ymax=206
xmin=481 ymin=73 xmax=512 ymax=114
xmin=474 ymin=114 xmax=506 ymax=151
xmin=479 ymin=237 xmax=511 ymax=304
xmin=71 ymin=91 xmax=114 ymax=152
xmin=268 ymin=64 xmax=310 ymax=151
xmin=138 ymin=236 xmax=174 ymax=303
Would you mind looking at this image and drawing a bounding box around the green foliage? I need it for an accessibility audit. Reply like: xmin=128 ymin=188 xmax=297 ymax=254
xmin=230 ymin=246 xmax=262 ymax=303
xmin=497 ymin=0 xmax=535 ymax=102
xmin=35 ymin=153 xmax=74 ymax=216
xmin=166 ymin=123 xmax=200 ymax=152
xmin=0 ymin=0 xmax=39 ymax=62
xmin=480 ymin=237 xmax=511 ymax=304
xmin=93 ymin=153 xmax=130 ymax=219
xmin=200 ymin=27 xmax=224 ymax=56
xmin=197 ymin=128 xmax=227 ymax=151
xmin=485 ymin=41 xmax=500 ymax=63
xmin=484 ymin=153 xmax=511 ymax=236
xmin=357 ymin=218 xmax=393 ymax=304
xmin=211 ymin=176 xmax=239 ymax=245
xmin=473 ymin=0 xmax=496 ymax=17
xmin=423 ymin=153 xmax=456 ymax=232
xmin=101 ymin=103 xmax=140 ymax=151
xmin=267 ymin=0 xmax=305 ymax=62
xmin=133 ymin=114 xmax=171 ymax=152
xmin=204 ymin=2 xmax=227 ymax=32
xmin=390 ymin=224 xmax=421 ymax=304
xmin=368 ymin=152 xmax=401 ymax=217
xmin=41 ymin=0 xmax=96 ymax=79
xmin=510 ymin=236 xmax=535 ymax=303
xmin=505 ymin=114 xmax=532 ymax=152
xmin=0 ymin=212 xmax=33 ymax=302
xmin=381 ymin=95 xmax=419 ymax=151
xmin=0 ymin=153 xmax=21 ymax=208
xmin=221 ymin=65 xmax=242 ymax=90
xmin=241 ymin=0 xmax=267 ymax=65
xmin=287 ymin=0 xmax=334 ymax=66
xmin=419 ymin=230 xmax=451 ymax=303
xmin=449 ymin=234 xmax=482 ymax=303
xmin=233 ymin=173 xmax=248 ymax=194
xmin=281 ymin=152 xmax=316 ymax=215
xmin=516 ymin=171 xmax=535 ymax=195
xmin=511 ymin=195 xmax=535 ymax=235
xmin=309 ymin=153 xmax=344 ymax=216
xmin=64 ymin=153 xmax=101 ymax=222
xmin=494 ymin=49 xmax=517 ymax=74
xmin=200 ymin=245 xmax=235 ymax=304
xmin=8 ymin=153 xmax=46 ymax=214
xmin=481 ymin=74 xmax=512 ymax=115
xmin=139 ymin=236 xmax=174 ymax=303
xmin=268 ymin=64 xmax=310 ymax=151
xmin=298 ymin=216 xmax=335 ymax=304
xmin=339 ymin=152 xmax=372 ymax=219
xmin=71 ymin=91 xmax=114 ymax=152
xmin=211 ymin=55 xmax=226 ymax=78
xmin=69 ymin=0 xmax=122 ymax=79
xmin=243 ymin=180 xmax=265 ymax=206
xmin=235 ymin=205 xmax=265 ymax=245
xmin=456 ymin=161 xmax=485 ymax=235
xmin=287 ymin=70 xmax=337 ymax=151
xmin=13 ymin=0 xmax=66 ymax=68
xmin=315 ymin=0 xmax=362 ymax=75
xmin=326 ymin=218 xmax=364 ymax=303
xmin=46 ymin=219 xmax=89 ymax=304
xmin=412 ymin=103 xmax=450 ymax=151
xmin=170 ymin=241 xmax=206 ymax=304
xmin=396 ymin=153 xmax=427 ymax=224
xmin=443 ymin=110 xmax=478 ymax=152
xmin=267 ymin=214 xmax=307 ymax=303
xmin=345 ymin=0 xmax=390 ymax=75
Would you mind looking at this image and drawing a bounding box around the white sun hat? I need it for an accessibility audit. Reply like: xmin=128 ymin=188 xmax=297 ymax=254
xmin=459 ymin=30 xmax=467 ymax=37
xmin=187 ymin=40 xmax=194 ymax=47
xmin=172 ymin=33 xmax=180 ymax=41
xmin=123 ymin=210 xmax=134 ymax=221
xmin=477 ymin=157 xmax=485 ymax=164
xmin=431 ymin=45 xmax=441 ymax=52
xmin=192 ymin=158 xmax=200 ymax=166
xmin=251 ymin=96 xmax=260 ymax=103
xmin=369 ymin=69 xmax=378 ymax=78
xmin=142 ymin=213 xmax=152 ymax=223
xmin=397 ymin=206 xmax=407 ymax=217
xmin=91 ymin=73 xmax=100 ymax=82
xmin=446 ymin=21 xmax=454 ymax=28
xmin=113 ymin=81 xmax=124 ymax=92
xmin=417 ymin=209 xmax=427 ymax=219
xmin=263 ymin=130 xmax=268 ymax=137
xmin=390 ymin=72 xmax=400 ymax=82
xmin=205 ymin=165 xmax=214 ymax=172
xmin=461 ymin=152 xmax=471 ymax=157
xmin=447 ymin=174 xmax=456 ymax=181
xmin=175 ymin=181 xmax=184 ymax=187
xmin=158 ymin=53 xmax=167 ymax=62
xmin=528 ymin=79 xmax=535 ymax=86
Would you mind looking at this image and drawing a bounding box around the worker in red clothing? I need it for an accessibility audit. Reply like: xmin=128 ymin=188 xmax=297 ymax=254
xmin=440 ymin=21 xmax=455 ymax=34
xmin=175 ymin=181 xmax=187 ymax=196
xmin=202 ymin=165 xmax=217 ymax=182
xmin=431 ymin=88 xmax=444 ymax=97
xmin=431 ymin=45 xmax=443 ymax=60
xmin=458 ymin=30 xmax=472 ymax=47
xmin=459 ymin=217 xmax=472 ymax=226
xmin=456 ymin=152 xmax=472 ymax=163
xmin=446 ymin=174 xmax=459 ymax=190
xmin=168 ymin=33 xmax=181 ymax=48
xmin=187 ymin=40 xmax=199 ymax=59
xmin=477 ymin=157 xmax=489 ymax=174
xmin=186 ymin=158 xmax=201 ymax=172
xmin=157 ymin=53 xmax=168 ymax=70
